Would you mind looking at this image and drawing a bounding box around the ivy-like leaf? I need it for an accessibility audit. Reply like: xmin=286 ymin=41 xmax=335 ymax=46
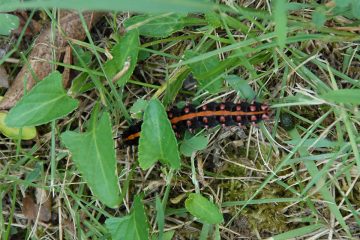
xmin=124 ymin=13 xmax=186 ymax=38
xmin=184 ymin=50 xmax=223 ymax=93
xmin=312 ymin=7 xmax=327 ymax=28
xmin=5 ymin=71 xmax=78 ymax=127
xmin=163 ymin=68 xmax=190 ymax=107
xmin=129 ymin=99 xmax=148 ymax=119
xmin=61 ymin=113 xmax=120 ymax=208
xmin=0 ymin=13 xmax=19 ymax=36
xmin=185 ymin=193 xmax=223 ymax=224
xmin=138 ymin=99 xmax=180 ymax=170
xmin=106 ymin=196 xmax=149 ymax=240
xmin=225 ymin=75 xmax=255 ymax=100
xmin=103 ymin=29 xmax=139 ymax=85
xmin=180 ymin=133 xmax=208 ymax=157
xmin=151 ymin=231 xmax=175 ymax=240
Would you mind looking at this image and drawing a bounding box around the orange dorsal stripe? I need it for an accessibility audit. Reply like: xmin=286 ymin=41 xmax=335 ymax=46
xmin=126 ymin=132 xmax=140 ymax=140
xmin=169 ymin=110 xmax=267 ymax=124
xmin=125 ymin=110 xmax=269 ymax=141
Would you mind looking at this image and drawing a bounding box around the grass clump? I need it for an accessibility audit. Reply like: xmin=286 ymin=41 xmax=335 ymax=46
xmin=1 ymin=0 xmax=360 ymax=239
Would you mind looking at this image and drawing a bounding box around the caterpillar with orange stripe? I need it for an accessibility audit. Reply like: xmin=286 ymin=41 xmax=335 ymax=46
xmin=122 ymin=101 xmax=270 ymax=145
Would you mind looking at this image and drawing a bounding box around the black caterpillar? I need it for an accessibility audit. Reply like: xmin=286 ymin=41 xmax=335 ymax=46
xmin=122 ymin=101 xmax=270 ymax=145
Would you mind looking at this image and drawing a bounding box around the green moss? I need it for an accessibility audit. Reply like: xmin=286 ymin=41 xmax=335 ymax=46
xmin=218 ymin=146 xmax=297 ymax=235
xmin=220 ymin=181 xmax=294 ymax=234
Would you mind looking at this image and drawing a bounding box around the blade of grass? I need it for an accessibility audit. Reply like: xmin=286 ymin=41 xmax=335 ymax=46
xmin=273 ymin=0 xmax=288 ymax=51
xmin=270 ymin=223 xmax=324 ymax=240
xmin=0 ymin=0 xmax=217 ymax=13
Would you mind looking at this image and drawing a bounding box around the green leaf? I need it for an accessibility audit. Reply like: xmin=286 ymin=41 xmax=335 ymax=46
xmin=69 ymin=72 xmax=92 ymax=94
xmin=162 ymin=231 xmax=175 ymax=240
xmin=124 ymin=13 xmax=186 ymax=37
xmin=205 ymin=11 xmax=222 ymax=28
xmin=129 ymin=99 xmax=148 ymax=119
xmin=351 ymin=0 xmax=360 ymax=19
xmin=24 ymin=162 xmax=43 ymax=185
xmin=0 ymin=112 xmax=37 ymax=140
xmin=68 ymin=44 xmax=95 ymax=94
xmin=320 ymin=89 xmax=360 ymax=104
xmin=225 ymin=75 xmax=256 ymax=99
xmin=0 ymin=13 xmax=19 ymax=36
xmin=61 ymin=113 xmax=121 ymax=208
xmin=332 ymin=0 xmax=354 ymax=19
xmin=5 ymin=71 xmax=78 ymax=127
xmin=286 ymin=3 xmax=310 ymax=11
xmin=104 ymin=30 xmax=139 ymax=85
xmin=184 ymin=50 xmax=223 ymax=93
xmin=272 ymin=0 xmax=288 ymax=50
xmin=163 ymin=68 xmax=191 ymax=106
xmin=138 ymin=99 xmax=180 ymax=170
xmin=335 ymin=0 xmax=351 ymax=8
xmin=73 ymin=45 xmax=93 ymax=66
xmin=106 ymin=196 xmax=149 ymax=240
xmin=151 ymin=231 xmax=175 ymax=240
xmin=106 ymin=215 xmax=132 ymax=239
xmin=155 ymin=196 xmax=164 ymax=240
xmin=185 ymin=193 xmax=223 ymax=224
xmin=312 ymin=7 xmax=327 ymax=28
xmin=180 ymin=133 xmax=208 ymax=157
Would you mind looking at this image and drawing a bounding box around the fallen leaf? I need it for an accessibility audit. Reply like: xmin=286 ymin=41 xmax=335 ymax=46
xmin=0 ymin=65 xmax=9 ymax=88
xmin=22 ymin=190 xmax=52 ymax=222
xmin=22 ymin=195 xmax=37 ymax=220
xmin=12 ymin=11 xmax=42 ymax=37
xmin=62 ymin=46 xmax=72 ymax=87
xmin=35 ymin=188 xmax=52 ymax=222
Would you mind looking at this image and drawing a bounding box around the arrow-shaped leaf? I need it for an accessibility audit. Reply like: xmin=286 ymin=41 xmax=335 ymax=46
xmin=61 ymin=112 xmax=120 ymax=208
xmin=103 ymin=29 xmax=139 ymax=85
xmin=106 ymin=195 xmax=149 ymax=240
xmin=185 ymin=193 xmax=223 ymax=224
xmin=138 ymin=99 xmax=180 ymax=170
xmin=6 ymin=71 xmax=78 ymax=127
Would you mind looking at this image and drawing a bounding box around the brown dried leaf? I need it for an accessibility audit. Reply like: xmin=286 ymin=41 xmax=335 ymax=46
xmin=22 ymin=190 xmax=52 ymax=222
xmin=22 ymin=195 xmax=37 ymax=221
xmin=35 ymin=189 xmax=52 ymax=222
xmin=13 ymin=11 xmax=42 ymax=37
xmin=0 ymin=65 xmax=9 ymax=88
xmin=62 ymin=46 xmax=72 ymax=88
